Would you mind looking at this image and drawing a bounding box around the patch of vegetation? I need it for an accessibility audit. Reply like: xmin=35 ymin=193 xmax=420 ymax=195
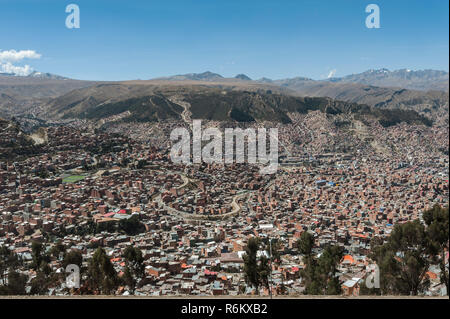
xmin=82 ymin=95 xmax=183 ymax=122
xmin=62 ymin=175 xmax=86 ymax=183
xmin=229 ymin=108 xmax=255 ymax=122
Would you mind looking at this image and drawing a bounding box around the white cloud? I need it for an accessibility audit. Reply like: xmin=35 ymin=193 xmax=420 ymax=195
xmin=0 ymin=62 xmax=34 ymax=76
xmin=0 ymin=49 xmax=41 ymax=63
xmin=327 ymin=69 xmax=337 ymax=78
xmin=0 ymin=49 xmax=41 ymax=76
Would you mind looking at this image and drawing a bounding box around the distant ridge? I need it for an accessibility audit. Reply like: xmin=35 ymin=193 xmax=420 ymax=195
xmin=27 ymin=71 xmax=69 ymax=80
xmin=149 ymin=69 xmax=448 ymax=91
xmin=326 ymin=68 xmax=449 ymax=91
xmin=234 ymin=74 xmax=252 ymax=81
xmin=41 ymin=81 xmax=433 ymax=129
xmin=258 ymin=77 xmax=273 ymax=83
xmin=157 ymin=71 xmax=224 ymax=81
xmin=1 ymin=68 xmax=448 ymax=120
xmin=0 ymin=70 xmax=69 ymax=80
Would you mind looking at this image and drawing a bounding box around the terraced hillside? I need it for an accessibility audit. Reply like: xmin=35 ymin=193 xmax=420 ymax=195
xmin=0 ymin=118 xmax=42 ymax=161
xmin=41 ymin=82 xmax=432 ymax=128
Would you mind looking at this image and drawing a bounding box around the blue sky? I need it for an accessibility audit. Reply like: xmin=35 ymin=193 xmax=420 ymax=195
xmin=0 ymin=0 xmax=448 ymax=80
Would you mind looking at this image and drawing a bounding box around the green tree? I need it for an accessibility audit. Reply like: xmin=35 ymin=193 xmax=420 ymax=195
xmin=301 ymin=256 xmax=322 ymax=295
xmin=29 ymin=271 xmax=50 ymax=295
xmin=31 ymin=241 xmax=51 ymax=274
xmin=31 ymin=241 xmax=43 ymax=269
xmin=0 ymin=269 xmax=27 ymax=295
xmin=31 ymin=241 xmax=47 ymax=271
xmin=50 ymin=242 xmax=66 ymax=259
xmin=296 ymin=231 xmax=315 ymax=257
xmin=243 ymin=237 xmax=260 ymax=292
xmin=63 ymin=250 xmax=83 ymax=270
xmin=118 ymin=215 xmax=145 ymax=235
xmin=243 ymin=237 xmax=270 ymax=294
xmin=40 ymin=261 xmax=52 ymax=276
xmin=300 ymin=245 xmax=344 ymax=295
xmin=96 ymin=220 xmax=116 ymax=233
xmin=121 ymin=246 xmax=145 ymax=294
xmin=0 ymin=246 xmax=19 ymax=286
xmin=257 ymin=255 xmax=271 ymax=291
xmin=320 ymin=245 xmax=344 ymax=295
xmin=265 ymin=239 xmax=281 ymax=266
xmin=371 ymin=220 xmax=430 ymax=295
xmin=423 ymin=205 xmax=449 ymax=295
xmin=86 ymin=248 xmax=118 ymax=295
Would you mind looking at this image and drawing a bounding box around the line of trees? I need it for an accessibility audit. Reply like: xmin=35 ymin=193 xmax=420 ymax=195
xmin=243 ymin=205 xmax=448 ymax=296
xmin=242 ymin=237 xmax=271 ymax=294
xmin=1 ymin=205 xmax=447 ymax=296
xmin=296 ymin=231 xmax=344 ymax=295
xmin=58 ymin=215 xmax=146 ymax=237
xmin=369 ymin=205 xmax=448 ymax=295
xmin=0 ymin=241 xmax=146 ymax=296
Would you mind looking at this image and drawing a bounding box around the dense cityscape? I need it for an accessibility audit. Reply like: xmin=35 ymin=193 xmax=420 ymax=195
xmin=1 ymin=110 xmax=448 ymax=296
xmin=0 ymin=0 xmax=448 ymax=301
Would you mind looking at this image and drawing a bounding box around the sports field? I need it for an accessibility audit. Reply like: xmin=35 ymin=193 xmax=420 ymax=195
xmin=62 ymin=175 xmax=86 ymax=183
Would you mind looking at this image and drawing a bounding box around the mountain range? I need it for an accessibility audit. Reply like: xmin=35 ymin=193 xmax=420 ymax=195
xmin=150 ymin=68 xmax=449 ymax=92
xmin=41 ymin=82 xmax=431 ymax=129
xmin=0 ymin=68 xmax=448 ymax=127
xmin=327 ymin=68 xmax=449 ymax=91
xmin=0 ymin=71 xmax=68 ymax=80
